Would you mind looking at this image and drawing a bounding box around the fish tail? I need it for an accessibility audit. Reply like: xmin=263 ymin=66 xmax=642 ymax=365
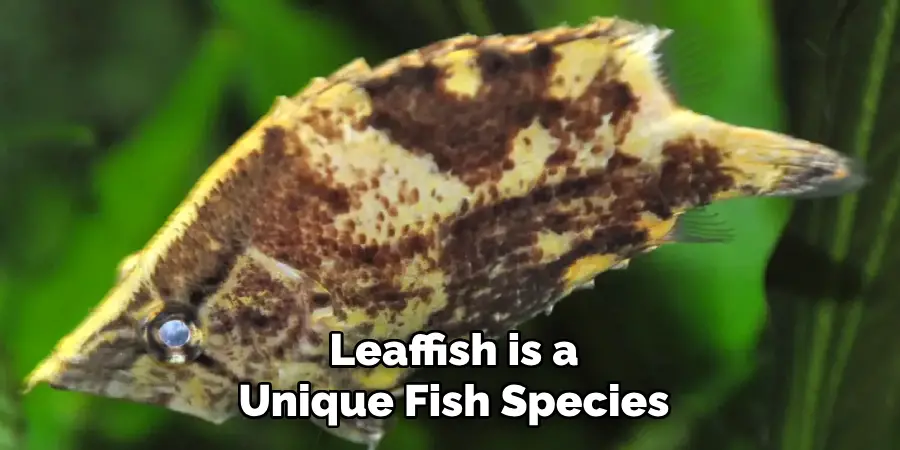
xmin=668 ymin=109 xmax=866 ymax=201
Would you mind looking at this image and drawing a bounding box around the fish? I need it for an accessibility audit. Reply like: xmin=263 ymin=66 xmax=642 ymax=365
xmin=24 ymin=17 xmax=864 ymax=448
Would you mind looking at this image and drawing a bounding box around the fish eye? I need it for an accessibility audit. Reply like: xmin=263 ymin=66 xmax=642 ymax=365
xmin=144 ymin=305 xmax=203 ymax=364
xmin=158 ymin=319 xmax=191 ymax=348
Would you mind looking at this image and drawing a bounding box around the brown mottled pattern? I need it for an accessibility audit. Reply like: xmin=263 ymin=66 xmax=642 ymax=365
xmin=33 ymin=17 xmax=723 ymax=397
xmin=247 ymin=125 xmax=443 ymax=320
xmin=428 ymin=135 xmax=740 ymax=335
xmin=650 ymin=137 xmax=738 ymax=217
xmin=360 ymin=45 xmax=559 ymax=187
xmin=27 ymin=16 xmax=863 ymax=446
xmin=150 ymin=126 xmax=351 ymax=303
xmin=431 ymin=153 xmax=649 ymax=336
xmin=336 ymin=24 xmax=680 ymax=336
xmin=359 ymin=35 xmax=638 ymax=189
xmin=48 ymin=285 xmax=154 ymax=394
xmin=198 ymin=252 xmax=321 ymax=380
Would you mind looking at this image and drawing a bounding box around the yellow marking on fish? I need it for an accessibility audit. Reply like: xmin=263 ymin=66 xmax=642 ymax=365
xmin=434 ymin=49 xmax=483 ymax=98
xmin=564 ymin=254 xmax=618 ymax=289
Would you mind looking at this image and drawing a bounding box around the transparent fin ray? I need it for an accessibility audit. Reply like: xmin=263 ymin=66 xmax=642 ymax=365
xmin=665 ymin=207 xmax=735 ymax=243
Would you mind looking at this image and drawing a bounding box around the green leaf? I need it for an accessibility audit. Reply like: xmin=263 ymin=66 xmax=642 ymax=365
xmin=767 ymin=0 xmax=900 ymax=448
xmin=213 ymin=0 xmax=379 ymax=116
xmin=12 ymin=27 xmax=237 ymax=450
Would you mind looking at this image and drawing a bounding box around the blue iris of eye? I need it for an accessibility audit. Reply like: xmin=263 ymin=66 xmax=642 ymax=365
xmin=158 ymin=319 xmax=191 ymax=348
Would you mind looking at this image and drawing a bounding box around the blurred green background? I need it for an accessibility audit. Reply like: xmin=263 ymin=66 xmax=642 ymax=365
xmin=0 ymin=0 xmax=897 ymax=449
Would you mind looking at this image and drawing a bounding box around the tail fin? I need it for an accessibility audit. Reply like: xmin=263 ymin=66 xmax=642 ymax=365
xmin=666 ymin=109 xmax=866 ymax=201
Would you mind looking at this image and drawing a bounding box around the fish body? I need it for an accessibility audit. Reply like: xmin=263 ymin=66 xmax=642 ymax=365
xmin=26 ymin=17 xmax=863 ymax=447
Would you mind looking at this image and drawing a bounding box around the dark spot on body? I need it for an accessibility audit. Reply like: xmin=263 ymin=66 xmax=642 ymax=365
xmin=477 ymin=43 xmax=554 ymax=77
xmin=188 ymin=239 xmax=242 ymax=306
xmin=546 ymin=148 xmax=576 ymax=166
xmin=246 ymin=310 xmax=271 ymax=327
xmin=555 ymin=62 xmax=639 ymax=144
xmin=311 ymin=292 xmax=331 ymax=307
xmin=602 ymin=82 xmax=639 ymax=127
xmin=606 ymin=151 xmax=642 ymax=172
xmin=362 ymin=64 xmax=441 ymax=98
xmin=644 ymin=137 xmax=735 ymax=218
xmin=360 ymin=44 xmax=563 ymax=187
